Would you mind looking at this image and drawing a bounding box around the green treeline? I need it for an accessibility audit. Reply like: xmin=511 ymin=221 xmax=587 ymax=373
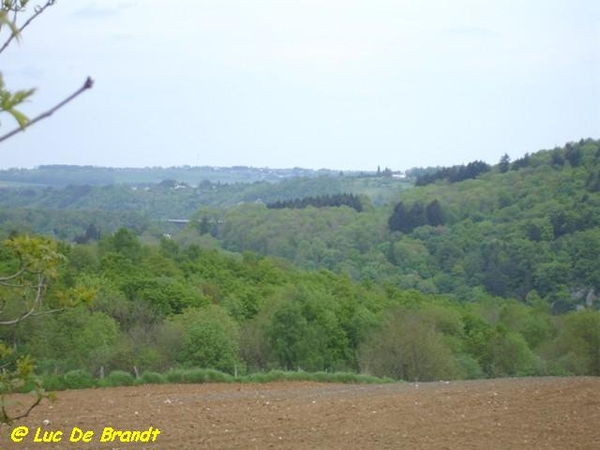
xmin=1 ymin=230 xmax=599 ymax=382
xmin=414 ymin=160 xmax=491 ymax=186
xmin=267 ymin=193 xmax=363 ymax=212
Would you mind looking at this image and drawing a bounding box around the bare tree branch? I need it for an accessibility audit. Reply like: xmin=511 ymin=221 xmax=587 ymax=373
xmin=0 ymin=0 xmax=56 ymax=55
xmin=0 ymin=76 xmax=93 ymax=144
xmin=0 ymin=268 xmax=26 ymax=282
xmin=0 ymin=274 xmax=45 ymax=326
xmin=30 ymin=307 xmax=64 ymax=317
xmin=5 ymin=393 xmax=43 ymax=423
xmin=0 ymin=281 xmax=30 ymax=287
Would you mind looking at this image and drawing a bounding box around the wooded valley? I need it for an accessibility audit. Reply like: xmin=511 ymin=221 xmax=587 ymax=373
xmin=1 ymin=138 xmax=599 ymax=384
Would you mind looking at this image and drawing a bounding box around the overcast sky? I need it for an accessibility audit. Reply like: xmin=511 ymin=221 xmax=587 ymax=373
xmin=0 ymin=0 xmax=598 ymax=171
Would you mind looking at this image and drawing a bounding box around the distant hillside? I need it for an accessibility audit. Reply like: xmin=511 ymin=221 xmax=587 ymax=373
xmin=177 ymin=138 xmax=600 ymax=311
xmin=384 ymin=138 xmax=600 ymax=307
xmin=0 ymin=171 xmax=411 ymax=239
xmin=0 ymin=165 xmax=347 ymax=187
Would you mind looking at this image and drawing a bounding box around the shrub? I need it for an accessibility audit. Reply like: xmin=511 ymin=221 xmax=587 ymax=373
xmin=180 ymin=368 xmax=211 ymax=383
xmin=241 ymin=370 xmax=394 ymax=384
xmin=170 ymin=306 xmax=241 ymax=374
xmin=243 ymin=370 xmax=287 ymax=383
xmin=455 ymin=354 xmax=484 ymax=380
xmin=101 ymin=370 xmax=135 ymax=387
xmin=203 ymin=368 xmax=234 ymax=383
xmin=180 ymin=368 xmax=234 ymax=384
xmin=40 ymin=374 xmax=68 ymax=391
xmin=164 ymin=368 xmax=186 ymax=383
xmin=140 ymin=371 xmax=167 ymax=385
xmin=63 ymin=370 xmax=96 ymax=389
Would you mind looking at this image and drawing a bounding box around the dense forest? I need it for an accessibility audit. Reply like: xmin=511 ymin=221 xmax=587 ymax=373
xmin=1 ymin=139 xmax=600 ymax=383
xmin=2 ymin=231 xmax=598 ymax=382
xmin=187 ymin=138 xmax=600 ymax=311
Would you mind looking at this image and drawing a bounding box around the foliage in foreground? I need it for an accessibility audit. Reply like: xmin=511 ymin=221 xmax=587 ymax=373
xmin=0 ymin=235 xmax=66 ymax=424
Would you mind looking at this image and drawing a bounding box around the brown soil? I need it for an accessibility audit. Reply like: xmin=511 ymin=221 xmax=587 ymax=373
xmin=3 ymin=377 xmax=600 ymax=449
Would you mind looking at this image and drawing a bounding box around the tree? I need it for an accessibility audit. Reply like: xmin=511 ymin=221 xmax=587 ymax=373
xmin=27 ymin=306 xmax=120 ymax=376
xmin=267 ymin=286 xmax=352 ymax=372
xmin=170 ymin=306 xmax=241 ymax=374
xmin=408 ymin=202 xmax=427 ymax=230
xmin=550 ymin=310 xmax=600 ymax=375
xmin=99 ymin=228 xmax=144 ymax=263
xmin=0 ymin=235 xmax=65 ymax=325
xmin=511 ymin=153 xmax=530 ymax=170
xmin=389 ymin=202 xmax=410 ymax=233
xmin=358 ymin=308 xmax=461 ymax=381
xmin=0 ymin=1 xmax=92 ymax=424
xmin=389 ymin=201 xmax=441 ymax=234
xmin=0 ymin=235 xmax=64 ymax=424
xmin=498 ymin=153 xmax=511 ymax=173
xmin=564 ymin=143 xmax=582 ymax=167
xmin=425 ymin=199 xmax=444 ymax=226
xmin=484 ymin=326 xmax=536 ymax=377
xmin=551 ymin=150 xmax=565 ymax=168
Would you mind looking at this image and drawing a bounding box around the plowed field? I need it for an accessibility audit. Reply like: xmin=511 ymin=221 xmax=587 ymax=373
xmin=3 ymin=377 xmax=600 ymax=449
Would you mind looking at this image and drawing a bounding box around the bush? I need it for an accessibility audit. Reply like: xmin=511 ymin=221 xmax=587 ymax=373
xmin=63 ymin=370 xmax=96 ymax=389
xmin=313 ymin=371 xmax=389 ymax=384
xmin=358 ymin=309 xmax=462 ymax=381
xmin=203 ymin=368 xmax=234 ymax=383
xmin=39 ymin=368 xmax=394 ymax=392
xmin=455 ymin=354 xmax=484 ymax=380
xmin=40 ymin=374 xmax=68 ymax=391
xmin=164 ymin=368 xmax=186 ymax=384
xmin=180 ymin=368 xmax=233 ymax=384
xmin=100 ymin=370 xmax=135 ymax=387
xmin=243 ymin=370 xmax=287 ymax=383
xmin=164 ymin=368 xmax=234 ymax=384
xmin=181 ymin=368 xmax=213 ymax=383
xmin=241 ymin=370 xmax=394 ymax=384
xmin=140 ymin=371 xmax=167 ymax=384
xmin=487 ymin=329 xmax=537 ymax=377
xmin=171 ymin=306 xmax=241 ymax=374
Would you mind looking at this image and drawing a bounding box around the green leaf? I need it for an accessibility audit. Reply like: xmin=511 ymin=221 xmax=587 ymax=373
xmin=12 ymin=88 xmax=35 ymax=104
xmin=8 ymin=108 xmax=28 ymax=127
xmin=0 ymin=10 xmax=21 ymax=42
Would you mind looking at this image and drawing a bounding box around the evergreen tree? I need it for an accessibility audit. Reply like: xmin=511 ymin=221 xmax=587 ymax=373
xmin=565 ymin=143 xmax=582 ymax=167
xmin=388 ymin=202 xmax=409 ymax=232
xmin=408 ymin=202 xmax=427 ymax=230
xmin=425 ymin=199 xmax=445 ymax=226
xmin=511 ymin=153 xmax=531 ymax=170
xmin=499 ymin=153 xmax=511 ymax=173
